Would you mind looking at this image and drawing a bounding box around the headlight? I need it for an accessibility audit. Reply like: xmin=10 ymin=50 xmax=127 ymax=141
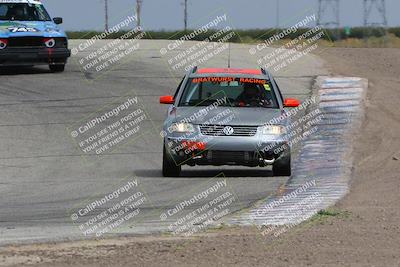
xmin=170 ymin=123 xmax=195 ymax=133
xmin=261 ymin=125 xmax=286 ymax=135
xmin=44 ymin=38 xmax=56 ymax=48
xmin=0 ymin=39 xmax=8 ymax=50
xmin=45 ymin=28 xmax=60 ymax=33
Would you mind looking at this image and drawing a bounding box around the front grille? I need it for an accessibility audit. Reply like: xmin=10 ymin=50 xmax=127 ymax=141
xmin=7 ymin=37 xmax=67 ymax=48
xmin=8 ymin=37 xmax=44 ymax=47
xmin=54 ymin=38 xmax=68 ymax=48
xmin=200 ymin=125 xmax=258 ymax=136
xmin=207 ymin=151 xmax=251 ymax=162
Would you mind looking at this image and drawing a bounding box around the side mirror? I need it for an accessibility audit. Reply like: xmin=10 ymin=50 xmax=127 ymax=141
xmin=53 ymin=17 xmax=63 ymax=24
xmin=160 ymin=95 xmax=174 ymax=104
xmin=284 ymin=98 xmax=301 ymax=107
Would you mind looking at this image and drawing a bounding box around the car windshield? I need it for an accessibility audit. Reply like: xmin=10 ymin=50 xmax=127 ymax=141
xmin=179 ymin=77 xmax=279 ymax=108
xmin=0 ymin=3 xmax=51 ymax=21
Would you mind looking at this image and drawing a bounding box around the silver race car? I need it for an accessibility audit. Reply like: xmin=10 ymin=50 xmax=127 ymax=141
xmin=160 ymin=67 xmax=300 ymax=177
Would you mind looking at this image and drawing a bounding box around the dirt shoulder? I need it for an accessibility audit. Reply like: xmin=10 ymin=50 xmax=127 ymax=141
xmin=1 ymin=48 xmax=400 ymax=267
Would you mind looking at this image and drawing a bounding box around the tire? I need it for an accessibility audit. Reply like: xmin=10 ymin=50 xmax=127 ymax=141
xmin=49 ymin=64 xmax=65 ymax=73
xmin=162 ymin=145 xmax=181 ymax=177
xmin=272 ymin=155 xmax=291 ymax=176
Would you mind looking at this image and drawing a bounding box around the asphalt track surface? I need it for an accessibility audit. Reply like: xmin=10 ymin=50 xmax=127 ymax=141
xmin=0 ymin=40 xmax=328 ymax=244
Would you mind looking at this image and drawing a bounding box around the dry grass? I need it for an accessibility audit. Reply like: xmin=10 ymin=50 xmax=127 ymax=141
xmin=319 ymin=34 xmax=400 ymax=48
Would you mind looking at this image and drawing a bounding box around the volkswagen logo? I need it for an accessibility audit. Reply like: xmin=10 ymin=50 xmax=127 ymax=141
xmin=223 ymin=126 xmax=234 ymax=136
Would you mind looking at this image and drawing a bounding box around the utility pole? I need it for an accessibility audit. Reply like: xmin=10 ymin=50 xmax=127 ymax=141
xmin=183 ymin=0 xmax=188 ymax=31
xmin=317 ymin=0 xmax=340 ymax=40
xmin=276 ymin=0 xmax=280 ymax=28
xmin=363 ymin=0 xmax=388 ymax=45
xmin=317 ymin=0 xmax=340 ymax=28
xmin=136 ymin=0 xmax=143 ymax=28
xmin=104 ymin=0 xmax=109 ymax=32
xmin=363 ymin=0 xmax=387 ymax=27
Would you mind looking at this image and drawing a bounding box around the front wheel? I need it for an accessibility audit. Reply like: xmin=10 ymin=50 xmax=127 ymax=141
xmin=49 ymin=64 xmax=65 ymax=73
xmin=272 ymin=155 xmax=291 ymax=176
xmin=162 ymin=145 xmax=181 ymax=177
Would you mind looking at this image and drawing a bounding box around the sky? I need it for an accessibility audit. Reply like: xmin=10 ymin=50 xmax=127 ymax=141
xmin=42 ymin=0 xmax=400 ymax=31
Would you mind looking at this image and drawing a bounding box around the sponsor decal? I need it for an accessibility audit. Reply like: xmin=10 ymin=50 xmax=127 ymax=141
xmin=239 ymin=78 xmax=266 ymax=84
xmin=192 ymin=77 xmax=235 ymax=83
xmin=8 ymin=26 xmax=38 ymax=33
xmin=192 ymin=77 xmax=267 ymax=84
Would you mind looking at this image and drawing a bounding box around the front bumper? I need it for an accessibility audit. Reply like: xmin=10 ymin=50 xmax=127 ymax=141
xmin=164 ymin=130 xmax=290 ymax=167
xmin=0 ymin=47 xmax=71 ymax=66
